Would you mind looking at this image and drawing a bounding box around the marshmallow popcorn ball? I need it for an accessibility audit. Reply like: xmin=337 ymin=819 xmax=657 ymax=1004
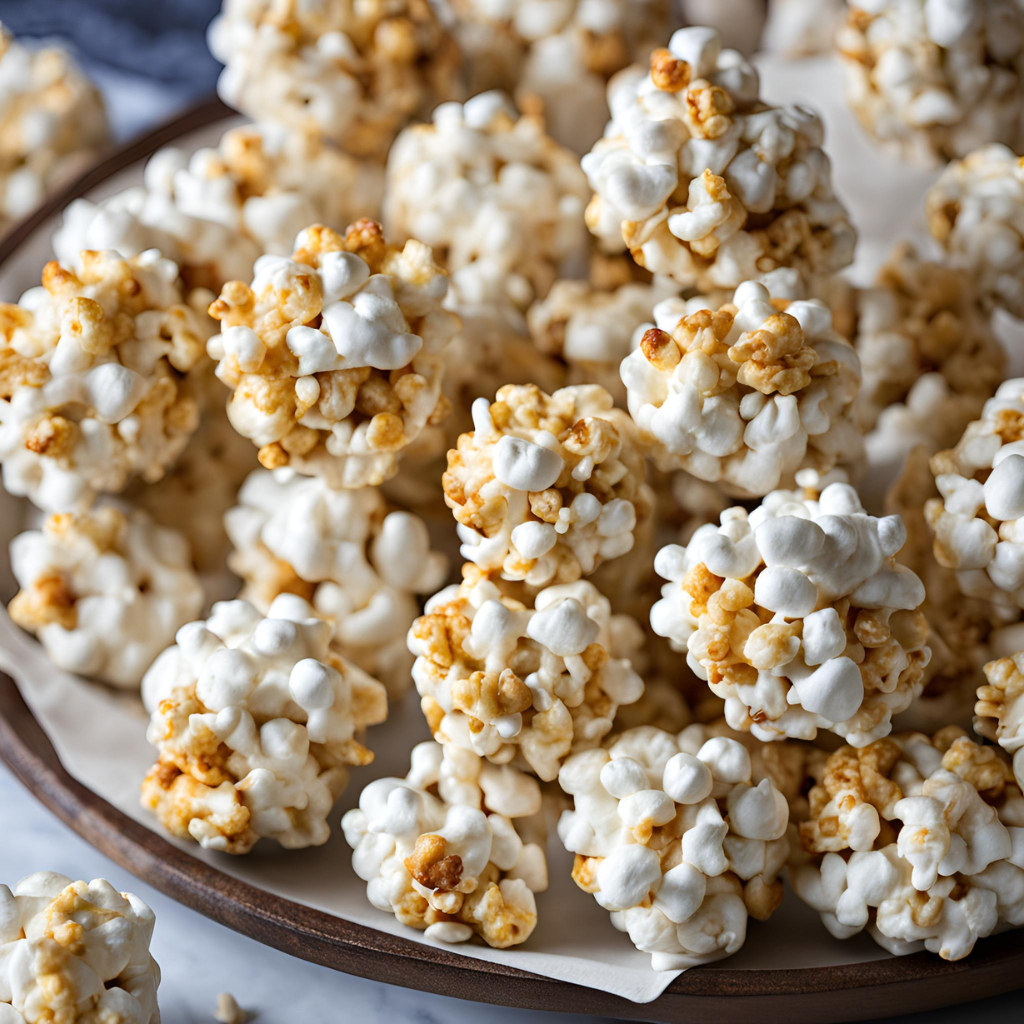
xmin=141 ymin=595 xmax=388 ymax=853
xmin=792 ymin=728 xmax=1024 ymax=959
xmin=583 ymin=27 xmax=857 ymax=292
xmin=0 ymin=872 xmax=160 ymax=1023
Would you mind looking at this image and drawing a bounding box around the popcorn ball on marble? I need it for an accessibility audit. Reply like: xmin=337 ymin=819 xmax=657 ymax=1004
xmin=141 ymin=595 xmax=388 ymax=853
xmin=0 ymin=252 xmax=211 ymax=513
xmin=9 ymin=507 xmax=203 ymax=689
xmin=444 ymin=383 xmax=651 ymax=586
xmin=977 ymin=654 xmax=1024 ymax=788
xmin=342 ymin=739 xmax=548 ymax=948
xmin=620 ymin=282 xmax=862 ymax=498
xmin=926 ymin=144 xmax=1024 ymax=319
xmin=791 ymin=728 xmax=1024 ymax=960
xmin=651 ymin=481 xmax=932 ymax=745
xmin=0 ymin=871 xmax=160 ymax=1023
xmin=558 ymin=724 xmax=789 ymax=970
xmin=225 ymin=467 xmax=447 ymax=699
xmin=838 ymin=0 xmax=1024 ymax=164
xmin=0 ymin=24 xmax=108 ymax=234
xmin=409 ymin=566 xmax=645 ymax=781
xmin=583 ymin=27 xmax=856 ymax=292
xmin=55 ymin=123 xmax=385 ymax=294
xmin=207 ymin=221 xmax=459 ymax=487
xmin=208 ymin=0 xmax=461 ymax=160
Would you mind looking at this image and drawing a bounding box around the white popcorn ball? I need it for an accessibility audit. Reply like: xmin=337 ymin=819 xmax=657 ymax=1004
xmin=558 ymin=723 xmax=789 ymax=970
xmin=0 ymin=24 xmax=108 ymax=234
xmin=9 ymin=507 xmax=203 ymax=689
xmin=208 ymin=0 xmax=461 ymax=159
xmin=54 ymin=123 xmax=385 ymax=294
xmin=225 ymin=467 xmax=448 ymax=699
xmin=792 ymin=728 xmax=1024 ymax=960
xmin=926 ymin=144 xmax=1024 ymax=319
xmin=206 ymin=221 xmax=459 ymax=488
xmin=761 ymin=0 xmax=846 ymax=56
xmin=342 ymin=739 xmax=547 ymax=948
xmin=0 ymin=872 xmax=160 ymax=1023
xmin=0 ymin=251 xmax=211 ymax=513
xmin=838 ymin=2 xmax=1024 ymax=164
xmin=652 ymin=480 xmax=932 ymax=746
xmin=141 ymin=595 xmax=388 ymax=853
xmin=620 ymin=282 xmax=862 ymax=498
xmin=409 ymin=566 xmax=646 ymax=781
xmin=443 ymin=383 xmax=651 ymax=586
xmin=978 ymin=654 xmax=1024 ymax=786
xmin=583 ymin=27 xmax=856 ymax=292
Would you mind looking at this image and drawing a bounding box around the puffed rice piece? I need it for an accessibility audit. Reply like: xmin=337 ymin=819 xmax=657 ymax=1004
xmin=444 ymin=383 xmax=651 ymax=586
xmin=409 ymin=565 xmax=645 ymax=781
xmin=791 ymin=727 xmax=1024 ymax=960
xmin=652 ymin=480 xmax=932 ymax=745
xmin=225 ymin=467 xmax=448 ymax=699
xmin=978 ymin=654 xmax=1024 ymax=788
xmin=838 ymin=1 xmax=1024 ymax=164
xmin=141 ymin=595 xmax=387 ymax=853
xmin=0 ymin=252 xmax=210 ymax=513
xmin=0 ymin=871 xmax=160 ymax=1023
xmin=583 ymin=27 xmax=856 ymax=292
xmin=9 ymin=507 xmax=203 ymax=689
xmin=0 ymin=24 xmax=108 ymax=234
xmin=558 ymin=723 xmax=789 ymax=970
xmin=620 ymin=281 xmax=862 ymax=498
xmin=342 ymin=739 xmax=548 ymax=948
xmin=208 ymin=0 xmax=461 ymax=160
xmin=926 ymin=143 xmax=1024 ymax=319
xmin=54 ymin=123 xmax=385 ymax=294
xmin=207 ymin=220 xmax=459 ymax=487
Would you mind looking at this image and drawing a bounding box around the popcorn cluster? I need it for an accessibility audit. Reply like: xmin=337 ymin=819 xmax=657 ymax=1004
xmin=0 ymin=24 xmax=108 ymax=234
xmin=9 ymin=507 xmax=203 ymax=689
xmin=652 ymin=481 xmax=932 ymax=745
xmin=558 ymin=724 xmax=789 ymax=969
xmin=207 ymin=221 xmax=459 ymax=487
xmin=342 ymin=740 xmax=548 ymax=948
xmin=0 ymin=252 xmax=210 ymax=513
xmin=208 ymin=0 xmax=461 ymax=159
xmin=141 ymin=595 xmax=388 ymax=853
xmin=225 ymin=468 xmax=447 ymax=698
xmin=926 ymin=143 xmax=1024 ymax=320
xmin=978 ymin=654 xmax=1024 ymax=788
xmin=792 ymin=728 xmax=1024 ymax=960
xmin=621 ymin=282 xmax=862 ymax=497
xmin=838 ymin=1 xmax=1024 ymax=164
xmin=0 ymin=872 xmax=160 ymax=1023
xmin=409 ymin=567 xmax=645 ymax=781
xmin=444 ymin=383 xmax=650 ymax=586
xmin=583 ymin=27 xmax=856 ymax=292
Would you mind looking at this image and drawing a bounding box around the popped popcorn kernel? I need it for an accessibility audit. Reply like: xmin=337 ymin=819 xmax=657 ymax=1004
xmin=978 ymin=652 xmax=1024 ymax=788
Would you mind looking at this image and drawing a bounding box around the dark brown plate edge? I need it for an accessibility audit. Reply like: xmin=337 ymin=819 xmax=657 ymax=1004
xmin=0 ymin=98 xmax=1020 ymax=1024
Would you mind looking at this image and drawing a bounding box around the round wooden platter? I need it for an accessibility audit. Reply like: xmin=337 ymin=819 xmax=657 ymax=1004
xmin=0 ymin=99 xmax=1022 ymax=1024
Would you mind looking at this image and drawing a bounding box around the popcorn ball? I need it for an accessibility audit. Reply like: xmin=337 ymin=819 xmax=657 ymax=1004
xmin=791 ymin=728 xmax=1024 ymax=960
xmin=978 ymin=653 xmax=1024 ymax=788
xmin=409 ymin=566 xmax=645 ymax=781
xmin=444 ymin=383 xmax=651 ymax=586
xmin=0 ymin=871 xmax=160 ymax=1023
xmin=651 ymin=481 xmax=932 ymax=745
xmin=225 ymin=467 xmax=448 ymax=698
xmin=342 ymin=739 xmax=548 ymax=948
xmin=620 ymin=282 xmax=862 ymax=497
xmin=141 ymin=595 xmax=388 ymax=853
xmin=55 ymin=123 xmax=385 ymax=294
xmin=838 ymin=1 xmax=1024 ymax=164
xmin=926 ymin=143 xmax=1024 ymax=319
xmin=9 ymin=507 xmax=203 ymax=689
xmin=0 ymin=24 xmax=108 ymax=233
xmin=558 ymin=724 xmax=790 ymax=970
xmin=583 ymin=27 xmax=856 ymax=292
xmin=208 ymin=0 xmax=461 ymax=159
xmin=0 ymin=252 xmax=210 ymax=513
xmin=207 ymin=221 xmax=459 ymax=487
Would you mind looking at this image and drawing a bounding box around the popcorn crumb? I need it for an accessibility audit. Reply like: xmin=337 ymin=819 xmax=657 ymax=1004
xmin=215 ymin=992 xmax=250 ymax=1024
